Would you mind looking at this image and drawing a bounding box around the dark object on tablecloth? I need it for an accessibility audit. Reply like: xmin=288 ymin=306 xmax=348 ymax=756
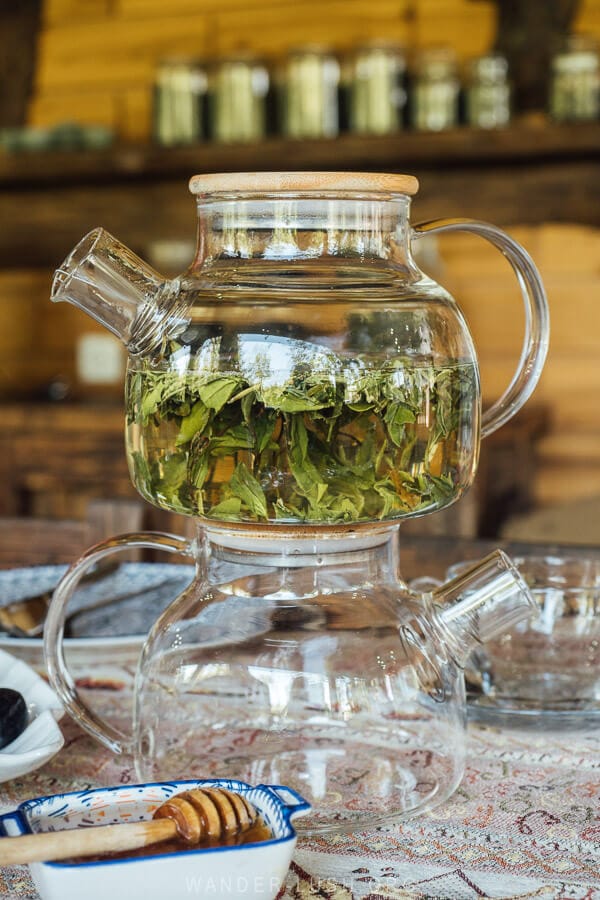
xmin=0 ymin=688 xmax=27 ymax=749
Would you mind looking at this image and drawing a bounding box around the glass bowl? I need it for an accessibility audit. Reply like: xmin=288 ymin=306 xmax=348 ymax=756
xmin=446 ymin=554 xmax=600 ymax=725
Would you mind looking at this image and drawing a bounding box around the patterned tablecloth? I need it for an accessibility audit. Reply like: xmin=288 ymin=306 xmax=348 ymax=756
xmin=0 ymin=704 xmax=599 ymax=900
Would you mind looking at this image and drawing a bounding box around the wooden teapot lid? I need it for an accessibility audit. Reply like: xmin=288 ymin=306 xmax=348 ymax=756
xmin=189 ymin=171 xmax=419 ymax=196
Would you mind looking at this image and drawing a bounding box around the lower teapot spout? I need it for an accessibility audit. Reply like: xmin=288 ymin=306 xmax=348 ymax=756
xmin=431 ymin=550 xmax=537 ymax=668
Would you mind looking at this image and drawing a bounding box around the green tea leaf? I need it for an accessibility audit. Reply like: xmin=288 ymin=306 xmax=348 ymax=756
xmin=241 ymin=390 xmax=257 ymax=423
xmin=261 ymin=386 xmax=329 ymax=413
xmin=290 ymin=415 xmax=308 ymax=461
xmin=325 ymin=496 xmax=362 ymax=521
xmin=210 ymin=425 xmax=253 ymax=456
xmin=229 ymin=462 xmax=268 ymax=519
xmin=199 ymin=376 xmax=243 ymax=412
xmin=188 ymin=452 xmax=210 ymax=490
xmin=288 ymin=435 xmax=328 ymax=503
xmin=253 ymin=410 xmax=278 ymax=454
xmin=176 ymin=400 xmax=211 ymax=446
xmin=155 ymin=452 xmax=189 ymax=510
xmin=140 ymin=383 xmax=166 ymax=422
xmin=373 ymin=481 xmax=409 ymax=518
xmin=347 ymin=400 xmax=375 ymax=412
xmin=130 ymin=450 xmax=153 ymax=493
xmin=429 ymin=474 xmax=455 ymax=499
xmin=384 ymin=401 xmax=416 ymax=447
xmin=209 ymin=497 xmax=242 ymax=518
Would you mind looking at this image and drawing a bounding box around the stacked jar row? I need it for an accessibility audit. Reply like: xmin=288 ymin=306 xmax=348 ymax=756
xmin=153 ymin=40 xmax=600 ymax=147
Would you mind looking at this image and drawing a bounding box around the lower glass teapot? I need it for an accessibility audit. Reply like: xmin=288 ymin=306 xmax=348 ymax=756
xmin=45 ymin=526 xmax=534 ymax=833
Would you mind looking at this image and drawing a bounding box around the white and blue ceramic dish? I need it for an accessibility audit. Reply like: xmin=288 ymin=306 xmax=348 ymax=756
xmin=0 ymin=778 xmax=310 ymax=900
xmin=0 ymin=649 xmax=63 ymax=781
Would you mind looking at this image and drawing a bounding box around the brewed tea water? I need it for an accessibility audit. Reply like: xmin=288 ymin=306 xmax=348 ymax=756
xmin=126 ymin=322 xmax=478 ymax=523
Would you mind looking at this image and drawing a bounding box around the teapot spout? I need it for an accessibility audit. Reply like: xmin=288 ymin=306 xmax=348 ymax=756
xmin=51 ymin=228 xmax=168 ymax=350
xmin=433 ymin=550 xmax=536 ymax=668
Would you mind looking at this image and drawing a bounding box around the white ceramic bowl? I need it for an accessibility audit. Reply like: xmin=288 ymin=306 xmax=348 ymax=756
xmin=0 ymin=649 xmax=64 ymax=781
xmin=0 ymin=778 xmax=310 ymax=900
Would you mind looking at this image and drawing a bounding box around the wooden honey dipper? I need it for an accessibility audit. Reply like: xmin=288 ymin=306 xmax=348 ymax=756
xmin=0 ymin=788 xmax=260 ymax=866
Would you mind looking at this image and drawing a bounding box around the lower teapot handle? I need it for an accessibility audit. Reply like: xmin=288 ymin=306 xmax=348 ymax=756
xmin=43 ymin=531 xmax=194 ymax=755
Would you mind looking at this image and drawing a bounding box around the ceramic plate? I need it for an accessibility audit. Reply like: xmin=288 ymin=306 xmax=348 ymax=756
xmin=0 ymin=649 xmax=64 ymax=781
xmin=0 ymin=563 xmax=195 ymax=670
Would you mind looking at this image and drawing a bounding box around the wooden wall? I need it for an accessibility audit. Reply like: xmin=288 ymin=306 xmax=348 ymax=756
xmin=28 ymin=0 xmax=600 ymax=141
xmin=436 ymin=224 xmax=600 ymax=509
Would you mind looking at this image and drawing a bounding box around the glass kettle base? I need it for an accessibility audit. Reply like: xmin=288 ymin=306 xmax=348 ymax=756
xmin=137 ymin=727 xmax=462 ymax=834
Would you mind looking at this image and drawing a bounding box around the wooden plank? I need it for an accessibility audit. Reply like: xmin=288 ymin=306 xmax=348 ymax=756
xmin=535 ymin=465 xmax=600 ymax=506
xmin=28 ymin=90 xmax=117 ymax=130
xmin=412 ymin=0 xmax=496 ymax=57
xmin=43 ymin=0 xmax=110 ymax=24
xmin=537 ymin=432 xmax=600 ymax=464
xmin=211 ymin=0 xmax=410 ymax=56
xmin=447 ymin=277 xmax=600 ymax=356
xmin=436 ymin=228 xmax=540 ymax=277
xmin=0 ymin=270 xmax=52 ymax=396
xmin=575 ymin=0 xmax=600 ymax=31
xmin=35 ymin=14 xmax=208 ymax=91
xmin=118 ymin=87 xmax=153 ymax=142
xmin=0 ymin=517 xmax=92 ymax=566
xmin=453 ymin=282 xmax=537 ymax=356
xmin=479 ymin=356 xmax=600 ymax=433
xmin=439 ymin=224 xmax=600 ymax=278
xmin=117 ymin=0 xmax=344 ymax=13
xmin=536 ymin=224 xmax=600 ymax=274
xmin=0 ymin=267 xmax=125 ymax=399
xmin=0 ymin=179 xmax=195 ymax=270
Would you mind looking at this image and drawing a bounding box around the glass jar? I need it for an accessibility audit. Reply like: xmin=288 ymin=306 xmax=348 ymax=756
xmin=550 ymin=34 xmax=600 ymax=122
xmin=278 ymin=45 xmax=340 ymax=138
xmin=344 ymin=42 xmax=406 ymax=134
xmin=411 ymin=46 xmax=460 ymax=131
xmin=208 ymin=53 xmax=269 ymax=143
xmin=152 ymin=58 xmax=207 ymax=146
xmin=465 ymin=54 xmax=511 ymax=129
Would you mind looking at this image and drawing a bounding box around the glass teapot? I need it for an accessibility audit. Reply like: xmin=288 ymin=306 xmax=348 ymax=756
xmin=45 ymin=171 xmax=549 ymax=831
xmin=51 ymin=171 xmax=549 ymax=526
xmin=46 ymin=543 xmax=534 ymax=833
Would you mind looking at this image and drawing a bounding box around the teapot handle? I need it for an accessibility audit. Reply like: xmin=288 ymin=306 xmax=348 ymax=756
xmin=43 ymin=531 xmax=194 ymax=756
xmin=411 ymin=218 xmax=550 ymax=439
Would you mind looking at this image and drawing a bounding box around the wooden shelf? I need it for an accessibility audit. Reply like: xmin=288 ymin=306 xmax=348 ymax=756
xmin=0 ymin=120 xmax=598 ymax=188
